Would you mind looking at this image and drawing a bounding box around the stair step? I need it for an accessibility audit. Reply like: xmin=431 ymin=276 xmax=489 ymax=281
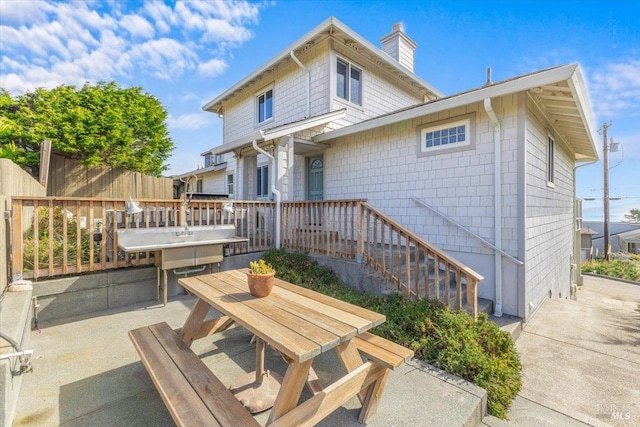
xmin=489 ymin=314 xmax=523 ymax=341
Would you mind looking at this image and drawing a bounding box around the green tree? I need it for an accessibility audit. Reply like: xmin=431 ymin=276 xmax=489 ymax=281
xmin=623 ymin=208 xmax=640 ymax=223
xmin=0 ymin=82 xmax=173 ymax=176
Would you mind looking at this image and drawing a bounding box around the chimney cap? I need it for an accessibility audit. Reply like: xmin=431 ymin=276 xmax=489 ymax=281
xmin=392 ymin=22 xmax=404 ymax=32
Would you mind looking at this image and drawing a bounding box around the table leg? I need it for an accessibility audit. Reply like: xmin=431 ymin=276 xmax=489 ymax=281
xmin=163 ymin=269 xmax=168 ymax=306
xmin=334 ymin=340 xmax=367 ymax=403
xmin=358 ymin=368 xmax=390 ymax=423
xmin=179 ymin=298 xmax=210 ymax=346
xmin=267 ymin=359 xmax=313 ymax=424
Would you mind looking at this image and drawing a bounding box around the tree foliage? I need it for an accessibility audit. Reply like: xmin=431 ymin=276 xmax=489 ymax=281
xmin=0 ymin=82 xmax=173 ymax=176
xmin=623 ymin=208 xmax=640 ymax=223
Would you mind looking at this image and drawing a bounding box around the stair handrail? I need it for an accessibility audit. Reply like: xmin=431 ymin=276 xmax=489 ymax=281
xmin=359 ymin=201 xmax=485 ymax=281
xmin=411 ymin=196 xmax=524 ymax=266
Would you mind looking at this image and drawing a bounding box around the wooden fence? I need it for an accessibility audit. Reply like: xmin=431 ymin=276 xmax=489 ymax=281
xmin=47 ymin=154 xmax=173 ymax=199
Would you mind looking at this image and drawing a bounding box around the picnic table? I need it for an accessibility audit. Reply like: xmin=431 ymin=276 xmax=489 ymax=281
xmin=130 ymin=269 xmax=414 ymax=426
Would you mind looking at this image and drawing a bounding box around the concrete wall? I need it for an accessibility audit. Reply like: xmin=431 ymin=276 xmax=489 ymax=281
xmin=0 ymin=160 xmax=44 ymax=427
xmin=30 ymin=253 xmax=264 ymax=323
xmin=524 ymin=96 xmax=575 ymax=319
xmin=0 ymin=290 xmax=33 ymax=427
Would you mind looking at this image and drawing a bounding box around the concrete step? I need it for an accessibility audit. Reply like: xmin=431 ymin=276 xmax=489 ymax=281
xmin=489 ymin=314 xmax=523 ymax=342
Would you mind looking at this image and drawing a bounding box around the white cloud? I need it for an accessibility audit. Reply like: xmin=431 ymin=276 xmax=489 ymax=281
xmin=167 ymin=113 xmax=213 ymax=131
xmin=198 ymin=59 xmax=228 ymax=77
xmin=589 ymin=58 xmax=640 ymax=120
xmin=121 ymin=14 xmax=155 ymax=39
xmin=0 ymin=1 xmax=267 ymax=94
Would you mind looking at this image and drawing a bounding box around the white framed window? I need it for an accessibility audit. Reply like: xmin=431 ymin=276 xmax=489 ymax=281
xmin=226 ymin=174 xmax=234 ymax=198
xmin=257 ymin=165 xmax=269 ymax=198
xmin=547 ymin=136 xmax=555 ymax=186
xmin=417 ymin=115 xmax=474 ymax=156
xmin=196 ymin=178 xmax=203 ymax=193
xmin=336 ymin=58 xmax=362 ymax=105
xmin=256 ymin=88 xmax=273 ymax=124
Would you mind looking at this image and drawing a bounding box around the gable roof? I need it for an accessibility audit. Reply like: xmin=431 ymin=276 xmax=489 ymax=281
xmin=202 ymin=16 xmax=443 ymax=114
xmin=314 ymin=64 xmax=599 ymax=161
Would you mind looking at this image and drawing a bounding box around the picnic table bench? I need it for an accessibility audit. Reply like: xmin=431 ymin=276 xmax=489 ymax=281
xmin=129 ymin=269 xmax=414 ymax=426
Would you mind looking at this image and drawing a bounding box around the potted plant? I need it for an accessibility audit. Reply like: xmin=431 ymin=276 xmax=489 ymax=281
xmin=246 ymin=259 xmax=276 ymax=297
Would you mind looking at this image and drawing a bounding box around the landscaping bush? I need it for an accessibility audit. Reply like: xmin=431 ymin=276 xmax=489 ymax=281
xmin=262 ymin=249 xmax=522 ymax=419
xmin=581 ymin=257 xmax=640 ymax=282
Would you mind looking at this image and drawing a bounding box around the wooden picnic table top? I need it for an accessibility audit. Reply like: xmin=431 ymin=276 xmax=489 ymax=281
xmin=178 ymin=269 xmax=386 ymax=363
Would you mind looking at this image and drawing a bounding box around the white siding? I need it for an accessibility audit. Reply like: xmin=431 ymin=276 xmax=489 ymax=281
xmin=524 ymin=97 xmax=575 ymax=318
xmin=315 ymin=96 xmax=522 ymax=308
xmin=222 ymin=43 xmax=332 ymax=143
xmin=220 ymin=39 xmax=424 ymax=144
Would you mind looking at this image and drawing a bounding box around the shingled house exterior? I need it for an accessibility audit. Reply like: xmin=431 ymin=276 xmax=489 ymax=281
xmin=192 ymin=17 xmax=598 ymax=320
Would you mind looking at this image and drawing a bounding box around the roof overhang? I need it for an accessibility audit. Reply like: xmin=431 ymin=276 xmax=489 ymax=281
xmin=210 ymin=109 xmax=346 ymax=156
xmin=172 ymin=163 xmax=227 ymax=179
xmin=202 ymin=16 xmax=442 ymax=114
xmin=616 ymin=228 xmax=640 ymax=243
xmin=314 ymin=64 xmax=599 ymax=161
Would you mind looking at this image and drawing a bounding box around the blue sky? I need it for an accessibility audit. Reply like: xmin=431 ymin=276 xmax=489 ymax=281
xmin=1 ymin=1 xmax=638 ymax=221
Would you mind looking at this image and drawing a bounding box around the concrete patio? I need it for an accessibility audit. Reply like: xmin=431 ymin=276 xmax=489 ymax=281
xmin=10 ymin=275 xmax=638 ymax=426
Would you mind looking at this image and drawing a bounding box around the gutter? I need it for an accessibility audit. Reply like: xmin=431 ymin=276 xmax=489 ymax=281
xmin=252 ymin=137 xmax=281 ymax=249
xmin=484 ymin=97 xmax=503 ymax=317
xmin=290 ymin=51 xmax=310 ymax=118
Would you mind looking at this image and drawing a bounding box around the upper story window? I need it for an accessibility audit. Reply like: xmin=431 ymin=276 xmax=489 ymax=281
xmin=547 ymin=136 xmax=555 ymax=186
xmin=196 ymin=178 xmax=203 ymax=193
xmin=257 ymin=165 xmax=269 ymax=198
xmin=257 ymin=88 xmax=273 ymax=124
xmin=417 ymin=115 xmax=474 ymax=156
xmin=204 ymin=154 xmax=224 ymax=167
xmin=337 ymin=58 xmax=362 ymax=106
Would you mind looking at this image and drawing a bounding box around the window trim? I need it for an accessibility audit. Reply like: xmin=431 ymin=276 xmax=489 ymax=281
xmin=256 ymin=164 xmax=269 ymax=198
xmin=226 ymin=173 xmax=234 ymax=199
xmin=547 ymin=135 xmax=555 ymax=187
xmin=336 ymin=57 xmax=363 ymax=106
xmin=256 ymin=86 xmax=274 ymax=125
xmin=416 ymin=113 xmax=476 ymax=157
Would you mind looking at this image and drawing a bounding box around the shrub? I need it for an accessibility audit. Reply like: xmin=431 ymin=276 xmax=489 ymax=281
xmin=582 ymin=257 xmax=640 ymax=282
xmin=262 ymin=249 xmax=522 ymax=418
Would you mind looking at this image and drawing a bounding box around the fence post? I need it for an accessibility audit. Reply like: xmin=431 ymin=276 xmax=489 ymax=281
xmin=356 ymin=201 xmax=364 ymax=263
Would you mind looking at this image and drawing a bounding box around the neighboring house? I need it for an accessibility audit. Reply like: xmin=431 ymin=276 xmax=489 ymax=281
xmin=173 ymin=152 xmax=231 ymax=200
xmin=579 ymin=226 xmax=598 ymax=261
xmin=198 ymin=16 xmax=598 ymax=321
xmin=583 ymin=221 xmax=640 ymax=256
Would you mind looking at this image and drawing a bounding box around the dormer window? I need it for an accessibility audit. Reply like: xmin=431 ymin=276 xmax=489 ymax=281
xmin=257 ymin=88 xmax=273 ymax=124
xmin=337 ymin=58 xmax=362 ymax=106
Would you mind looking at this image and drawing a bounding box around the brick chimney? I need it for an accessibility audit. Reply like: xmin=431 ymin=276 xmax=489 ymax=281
xmin=380 ymin=22 xmax=417 ymax=72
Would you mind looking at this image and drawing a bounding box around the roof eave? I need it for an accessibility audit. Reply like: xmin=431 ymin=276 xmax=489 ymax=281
xmin=202 ymin=16 xmax=443 ymax=113
xmin=314 ymin=64 xmax=599 ymax=160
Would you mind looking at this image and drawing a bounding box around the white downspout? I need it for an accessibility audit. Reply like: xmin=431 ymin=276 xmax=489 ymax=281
xmin=253 ymin=137 xmax=281 ymax=249
xmin=484 ymin=97 xmax=503 ymax=317
xmin=290 ymin=50 xmax=310 ymax=118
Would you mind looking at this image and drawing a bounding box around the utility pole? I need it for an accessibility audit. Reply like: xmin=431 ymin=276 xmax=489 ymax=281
xmin=601 ymin=122 xmax=611 ymax=261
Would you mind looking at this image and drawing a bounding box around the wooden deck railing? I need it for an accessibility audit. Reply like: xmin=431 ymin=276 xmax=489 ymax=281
xmin=11 ymin=196 xmax=482 ymax=315
xmin=11 ymin=197 xmax=274 ymax=280
xmin=280 ymin=200 xmax=483 ymax=316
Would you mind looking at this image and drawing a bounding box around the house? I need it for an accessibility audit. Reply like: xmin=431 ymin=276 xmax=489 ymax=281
xmin=583 ymin=221 xmax=640 ymax=257
xmin=195 ymin=16 xmax=598 ymax=321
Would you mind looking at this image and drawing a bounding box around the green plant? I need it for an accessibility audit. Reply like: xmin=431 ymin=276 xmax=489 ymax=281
xmin=261 ymin=249 xmax=522 ymax=418
xmin=22 ymin=206 xmax=92 ymax=272
xmin=581 ymin=257 xmax=640 ymax=282
xmin=249 ymin=259 xmax=275 ymax=275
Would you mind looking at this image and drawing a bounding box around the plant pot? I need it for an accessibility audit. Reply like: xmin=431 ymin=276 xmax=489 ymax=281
xmin=246 ymin=272 xmax=275 ymax=297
